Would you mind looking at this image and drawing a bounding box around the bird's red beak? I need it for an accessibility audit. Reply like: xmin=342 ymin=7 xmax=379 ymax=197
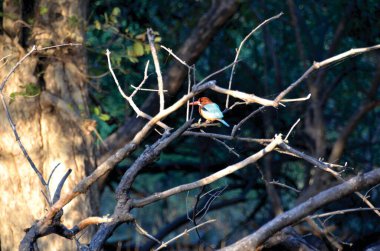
xmin=189 ymin=100 xmax=200 ymax=106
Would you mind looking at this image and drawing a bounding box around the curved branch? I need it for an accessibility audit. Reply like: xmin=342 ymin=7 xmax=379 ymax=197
xmin=219 ymin=167 xmax=380 ymax=250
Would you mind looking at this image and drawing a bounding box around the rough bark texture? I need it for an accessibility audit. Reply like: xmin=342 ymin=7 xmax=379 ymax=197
xmin=0 ymin=1 xmax=96 ymax=250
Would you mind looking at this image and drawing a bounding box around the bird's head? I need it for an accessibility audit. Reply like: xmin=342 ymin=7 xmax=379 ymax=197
xmin=189 ymin=97 xmax=212 ymax=106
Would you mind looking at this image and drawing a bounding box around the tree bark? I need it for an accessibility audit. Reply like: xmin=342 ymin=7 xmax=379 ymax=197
xmin=0 ymin=1 xmax=96 ymax=250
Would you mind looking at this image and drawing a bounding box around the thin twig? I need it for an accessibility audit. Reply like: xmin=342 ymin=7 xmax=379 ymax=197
xmin=269 ymin=180 xmax=300 ymax=193
xmin=134 ymin=220 xmax=161 ymax=245
xmin=154 ymin=219 xmax=216 ymax=251
xmin=365 ymin=183 xmax=380 ymax=198
xmin=0 ymin=94 xmax=46 ymax=187
xmin=285 ymin=118 xmax=301 ymax=141
xmin=159 ymin=45 xmax=194 ymax=121
xmin=131 ymin=85 xmax=168 ymax=92
xmin=0 ymin=43 xmax=82 ymax=208
xmin=130 ymin=60 xmax=150 ymax=98
xmin=186 ymin=67 xmax=192 ymax=121
xmin=280 ymin=93 xmax=311 ymax=103
xmin=47 ymin=163 xmax=61 ymax=186
xmin=231 ymin=106 xmax=266 ymax=137
xmin=183 ymin=131 xmax=271 ymax=144
xmin=197 ymin=60 xmax=241 ymax=86
xmin=106 ymin=49 xmax=170 ymax=130
xmin=226 ymin=12 xmax=283 ymax=108
xmin=147 ymin=28 xmax=165 ymax=111
xmin=160 ymin=45 xmax=191 ymax=68
xmin=202 ymin=129 xmax=240 ymax=158
xmin=309 ymin=207 xmax=380 ymax=220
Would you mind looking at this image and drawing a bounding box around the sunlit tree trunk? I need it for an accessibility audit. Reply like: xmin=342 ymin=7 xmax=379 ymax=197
xmin=0 ymin=0 xmax=97 ymax=250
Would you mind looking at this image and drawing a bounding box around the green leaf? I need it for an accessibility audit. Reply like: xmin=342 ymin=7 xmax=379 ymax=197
xmin=144 ymin=44 xmax=151 ymax=54
xmin=94 ymin=20 xmax=101 ymax=30
xmin=128 ymin=56 xmax=139 ymax=63
xmin=112 ymin=7 xmax=121 ymax=17
xmin=8 ymin=83 xmax=40 ymax=104
xmin=94 ymin=106 xmax=101 ymax=116
xmin=39 ymin=6 xmax=48 ymax=15
xmin=99 ymin=113 xmax=111 ymax=121
xmin=24 ymin=83 xmax=40 ymax=97
xmin=133 ymin=42 xmax=144 ymax=57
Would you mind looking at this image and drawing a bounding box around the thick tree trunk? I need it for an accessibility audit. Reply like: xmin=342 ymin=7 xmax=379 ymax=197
xmin=0 ymin=1 xmax=96 ymax=250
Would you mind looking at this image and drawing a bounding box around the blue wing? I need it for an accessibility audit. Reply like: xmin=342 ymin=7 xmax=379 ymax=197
xmin=201 ymin=103 xmax=224 ymax=119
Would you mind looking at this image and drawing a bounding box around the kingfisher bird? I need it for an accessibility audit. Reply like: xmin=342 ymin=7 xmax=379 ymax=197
xmin=189 ymin=97 xmax=230 ymax=127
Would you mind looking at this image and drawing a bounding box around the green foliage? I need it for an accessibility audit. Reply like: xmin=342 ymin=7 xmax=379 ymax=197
xmin=39 ymin=6 xmax=48 ymax=15
xmin=68 ymin=16 xmax=79 ymax=28
xmin=9 ymin=83 xmax=41 ymax=103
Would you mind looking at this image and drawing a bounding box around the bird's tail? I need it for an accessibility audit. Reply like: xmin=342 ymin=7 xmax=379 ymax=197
xmin=218 ymin=119 xmax=230 ymax=127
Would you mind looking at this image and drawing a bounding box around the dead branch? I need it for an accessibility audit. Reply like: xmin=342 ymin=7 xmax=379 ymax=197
xmin=147 ymin=28 xmax=165 ymax=111
xmin=130 ymin=60 xmax=150 ymax=98
xmin=131 ymin=134 xmax=283 ymax=208
xmin=183 ymin=131 xmax=271 ymax=144
xmin=106 ymin=49 xmax=170 ymax=130
xmin=154 ymin=219 xmax=216 ymax=251
xmin=219 ymin=167 xmax=380 ymax=250
xmin=269 ymin=180 xmax=300 ymax=193
xmin=226 ymin=12 xmax=283 ymax=108
xmin=231 ymin=106 xmax=266 ymax=137
xmin=279 ymin=142 xmax=380 ymax=216
xmin=309 ymin=207 xmax=380 ymax=220
xmin=273 ymin=44 xmax=380 ymax=105
xmin=88 ymin=121 xmax=192 ymax=249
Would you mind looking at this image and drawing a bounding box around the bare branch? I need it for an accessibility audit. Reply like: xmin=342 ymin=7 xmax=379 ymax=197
xmin=53 ymin=169 xmax=72 ymax=204
xmin=160 ymin=45 xmax=191 ymax=68
xmin=183 ymin=131 xmax=271 ymax=144
xmin=273 ymin=44 xmax=380 ymax=105
xmin=72 ymin=216 xmax=113 ymax=234
xmin=131 ymin=85 xmax=168 ymax=92
xmin=309 ymin=207 xmax=380 ymax=220
xmin=154 ymin=219 xmax=216 ymax=251
xmin=231 ymin=106 xmax=266 ymax=137
xmin=220 ymin=167 xmax=380 ymax=250
xmin=134 ymin=220 xmax=161 ymax=245
xmin=147 ymin=28 xmax=165 ymax=111
xmin=131 ymin=134 xmax=283 ymax=207
xmin=279 ymin=142 xmax=380 ymax=217
xmin=269 ymin=180 xmax=300 ymax=193
xmin=226 ymin=12 xmax=283 ymax=108
xmin=285 ymin=118 xmax=301 ymax=141
xmin=106 ymin=49 xmax=170 ymax=130
xmin=130 ymin=60 xmax=150 ymax=98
